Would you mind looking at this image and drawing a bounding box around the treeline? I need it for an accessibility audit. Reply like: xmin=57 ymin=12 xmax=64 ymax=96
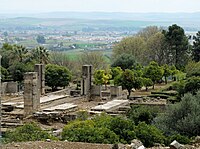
xmin=113 ymin=25 xmax=200 ymax=70
xmin=0 ymin=44 xmax=49 ymax=83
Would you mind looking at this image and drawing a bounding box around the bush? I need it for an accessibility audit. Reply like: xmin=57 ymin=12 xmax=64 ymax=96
xmin=155 ymin=91 xmax=200 ymax=137
xmin=109 ymin=116 xmax=136 ymax=144
xmin=62 ymin=120 xmax=119 ymax=144
xmin=94 ymin=114 xmax=136 ymax=144
xmin=184 ymin=76 xmax=200 ymax=95
xmin=76 ymin=110 xmax=89 ymax=121
xmin=4 ymin=123 xmax=54 ymax=143
xmin=171 ymin=81 xmax=185 ymax=98
xmin=127 ymin=105 xmax=159 ymax=125
xmin=167 ymin=134 xmax=191 ymax=145
xmin=136 ymin=122 xmax=166 ymax=147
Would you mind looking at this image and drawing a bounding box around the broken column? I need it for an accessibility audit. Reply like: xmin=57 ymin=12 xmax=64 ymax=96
xmin=81 ymin=65 xmax=92 ymax=96
xmin=34 ymin=64 xmax=45 ymax=95
xmin=24 ymin=72 xmax=40 ymax=116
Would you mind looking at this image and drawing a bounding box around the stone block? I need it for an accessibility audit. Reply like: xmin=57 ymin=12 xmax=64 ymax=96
xmin=91 ymin=85 xmax=102 ymax=96
xmin=110 ymin=86 xmax=122 ymax=97
xmin=170 ymin=140 xmax=184 ymax=149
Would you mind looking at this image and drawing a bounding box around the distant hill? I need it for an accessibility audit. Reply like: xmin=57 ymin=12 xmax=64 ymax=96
xmin=0 ymin=12 xmax=199 ymax=32
xmin=1 ymin=11 xmax=200 ymax=21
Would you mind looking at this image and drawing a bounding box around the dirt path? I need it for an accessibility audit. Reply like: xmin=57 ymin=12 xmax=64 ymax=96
xmin=1 ymin=141 xmax=113 ymax=149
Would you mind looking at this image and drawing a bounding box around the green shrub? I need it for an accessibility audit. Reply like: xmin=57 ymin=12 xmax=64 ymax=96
xmin=4 ymin=123 xmax=54 ymax=143
xmin=94 ymin=114 xmax=136 ymax=144
xmin=127 ymin=105 xmax=159 ymax=125
xmin=62 ymin=120 xmax=119 ymax=144
xmin=136 ymin=122 xmax=166 ymax=147
xmin=155 ymin=91 xmax=200 ymax=137
xmin=171 ymin=81 xmax=185 ymax=98
xmin=167 ymin=134 xmax=191 ymax=145
xmin=109 ymin=116 xmax=136 ymax=144
xmin=76 ymin=110 xmax=89 ymax=121
xmin=184 ymin=76 xmax=200 ymax=95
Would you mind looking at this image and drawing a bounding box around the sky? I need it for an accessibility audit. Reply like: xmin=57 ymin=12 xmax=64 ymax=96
xmin=0 ymin=0 xmax=200 ymax=13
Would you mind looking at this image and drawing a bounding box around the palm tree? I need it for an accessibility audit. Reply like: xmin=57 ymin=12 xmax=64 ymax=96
xmin=13 ymin=45 xmax=28 ymax=63
xmin=32 ymin=46 xmax=49 ymax=64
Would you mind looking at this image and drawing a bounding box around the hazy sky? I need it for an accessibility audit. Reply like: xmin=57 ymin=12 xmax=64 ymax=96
xmin=0 ymin=0 xmax=200 ymax=13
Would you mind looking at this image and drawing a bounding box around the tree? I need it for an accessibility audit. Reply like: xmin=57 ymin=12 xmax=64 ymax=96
xmin=185 ymin=61 xmax=200 ymax=77
xmin=137 ymin=26 xmax=161 ymax=40
xmin=36 ymin=35 xmax=46 ymax=44
xmin=93 ymin=69 xmax=111 ymax=89
xmin=79 ymin=51 xmax=107 ymax=71
xmin=143 ymin=61 xmax=163 ymax=89
xmin=45 ymin=64 xmax=72 ymax=91
xmin=111 ymin=53 xmax=136 ymax=70
xmin=192 ymin=31 xmax=200 ymax=62
xmin=142 ymin=78 xmax=153 ymax=91
xmin=31 ymin=46 xmax=49 ymax=64
xmin=13 ymin=45 xmax=29 ymax=63
xmin=8 ymin=62 xmax=31 ymax=83
xmin=111 ymin=67 xmax=123 ymax=80
xmin=163 ymin=24 xmax=189 ymax=69
xmin=113 ymin=36 xmax=147 ymax=64
xmin=146 ymin=32 xmax=167 ymax=65
xmin=0 ymin=66 xmax=9 ymax=82
xmin=162 ymin=64 xmax=172 ymax=84
xmin=0 ymin=43 xmax=15 ymax=68
xmin=114 ymin=69 xmax=142 ymax=97
xmin=170 ymin=65 xmax=178 ymax=81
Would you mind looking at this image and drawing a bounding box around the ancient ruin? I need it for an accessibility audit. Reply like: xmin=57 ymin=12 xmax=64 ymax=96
xmin=24 ymin=72 xmax=40 ymax=116
xmin=0 ymin=64 xmax=168 ymax=135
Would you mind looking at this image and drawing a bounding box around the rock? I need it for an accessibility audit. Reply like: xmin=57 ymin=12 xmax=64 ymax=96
xmin=112 ymin=144 xmax=119 ymax=149
xmin=194 ymin=136 xmax=200 ymax=143
xmin=112 ymin=143 xmax=126 ymax=149
xmin=14 ymin=144 xmax=20 ymax=147
xmin=138 ymin=145 xmax=145 ymax=149
xmin=130 ymin=139 xmax=145 ymax=149
xmin=154 ymin=143 xmax=163 ymax=147
xmin=170 ymin=140 xmax=184 ymax=149
xmin=46 ymin=139 xmax=51 ymax=142
xmin=126 ymin=144 xmax=132 ymax=149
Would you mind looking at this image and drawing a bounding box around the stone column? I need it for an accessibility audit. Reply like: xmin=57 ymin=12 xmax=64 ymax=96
xmin=81 ymin=65 xmax=92 ymax=96
xmin=24 ymin=72 xmax=40 ymax=116
xmin=34 ymin=64 xmax=45 ymax=95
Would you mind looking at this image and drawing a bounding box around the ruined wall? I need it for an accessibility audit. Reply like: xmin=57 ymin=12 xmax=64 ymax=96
xmin=1 ymin=82 xmax=18 ymax=95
